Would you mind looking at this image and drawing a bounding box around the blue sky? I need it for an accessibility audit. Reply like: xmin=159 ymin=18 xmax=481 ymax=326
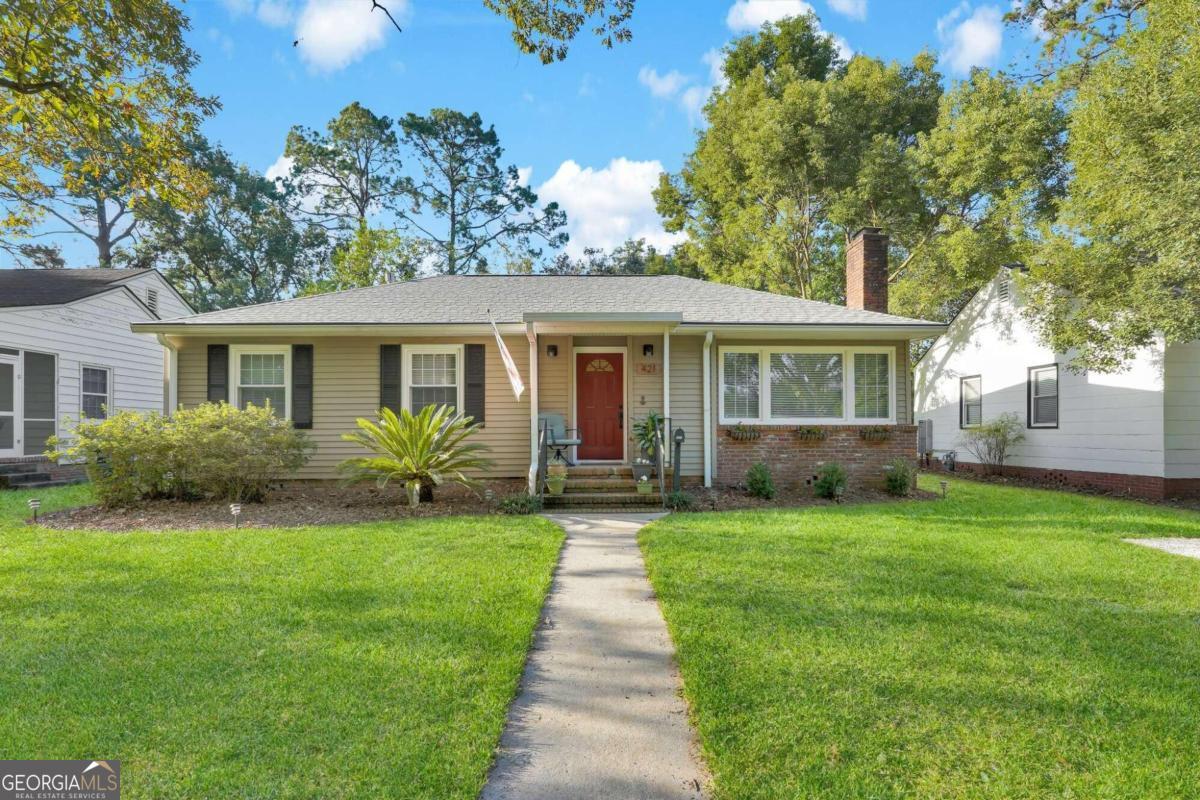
xmin=54 ymin=0 xmax=1043 ymax=265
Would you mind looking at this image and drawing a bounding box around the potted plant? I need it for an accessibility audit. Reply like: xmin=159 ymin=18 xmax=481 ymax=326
xmin=859 ymin=425 xmax=892 ymax=442
xmin=728 ymin=422 xmax=760 ymax=441
xmin=794 ymin=425 xmax=827 ymax=442
xmin=632 ymin=456 xmax=654 ymax=482
xmin=546 ymin=470 xmax=568 ymax=495
xmin=632 ymin=411 xmax=664 ymax=460
xmin=636 ymin=474 xmax=654 ymax=495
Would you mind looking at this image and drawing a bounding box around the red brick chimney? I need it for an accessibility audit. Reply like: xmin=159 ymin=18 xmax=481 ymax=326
xmin=846 ymin=227 xmax=889 ymax=313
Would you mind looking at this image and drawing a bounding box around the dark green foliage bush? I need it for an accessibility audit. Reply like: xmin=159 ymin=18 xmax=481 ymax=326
xmin=50 ymin=403 xmax=312 ymax=506
xmin=883 ymin=458 xmax=917 ymax=496
xmin=814 ymin=462 xmax=848 ymax=499
xmin=664 ymin=490 xmax=697 ymax=511
xmin=498 ymin=493 xmax=542 ymax=515
xmin=746 ymin=462 xmax=776 ymax=500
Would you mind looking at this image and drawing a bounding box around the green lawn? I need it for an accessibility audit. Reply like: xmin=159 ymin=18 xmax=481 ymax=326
xmin=641 ymin=477 xmax=1200 ymax=800
xmin=0 ymin=484 xmax=563 ymax=799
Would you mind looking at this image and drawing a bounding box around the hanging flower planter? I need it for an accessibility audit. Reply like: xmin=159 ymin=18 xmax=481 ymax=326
xmin=727 ymin=423 xmax=761 ymax=441
xmin=794 ymin=426 xmax=828 ymax=442
xmin=859 ymin=425 xmax=892 ymax=442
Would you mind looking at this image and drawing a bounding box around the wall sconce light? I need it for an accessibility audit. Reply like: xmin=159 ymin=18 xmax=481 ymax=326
xmin=643 ymin=343 xmax=654 ymax=358
xmin=546 ymin=344 xmax=558 ymax=357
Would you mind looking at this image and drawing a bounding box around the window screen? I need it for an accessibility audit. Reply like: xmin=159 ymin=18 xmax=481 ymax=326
xmin=722 ymin=352 xmax=760 ymax=419
xmin=769 ymin=352 xmax=843 ymax=419
xmin=854 ymin=352 xmax=890 ymax=419
xmin=1029 ymin=365 xmax=1059 ymax=427
xmin=961 ymin=376 xmax=982 ymax=428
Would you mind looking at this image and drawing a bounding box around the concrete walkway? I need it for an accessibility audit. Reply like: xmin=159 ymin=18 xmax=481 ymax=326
xmin=481 ymin=513 xmax=707 ymax=800
xmin=1125 ymin=537 xmax=1200 ymax=560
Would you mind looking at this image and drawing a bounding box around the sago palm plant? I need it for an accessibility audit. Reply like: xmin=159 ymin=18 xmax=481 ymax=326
xmin=338 ymin=405 xmax=493 ymax=507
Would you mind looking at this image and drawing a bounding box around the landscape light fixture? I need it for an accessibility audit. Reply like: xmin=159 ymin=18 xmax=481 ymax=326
xmin=939 ymin=480 xmax=948 ymax=499
xmin=230 ymin=503 xmax=242 ymax=529
xmin=27 ymin=497 xmax=40 ymax=523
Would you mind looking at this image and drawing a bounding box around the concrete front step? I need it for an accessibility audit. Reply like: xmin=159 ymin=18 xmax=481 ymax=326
xmin=0 ymin=472 xmax=52 ymax=488
xmin=0 ymin=462 xmax=43 ymax=476
xmin=544 ymin=491 xmax=661 ymax=508
xmin=564 ymin=465 xmax=634 ymax=478
xmin=563 ymin=478 xmax=643 ymax=493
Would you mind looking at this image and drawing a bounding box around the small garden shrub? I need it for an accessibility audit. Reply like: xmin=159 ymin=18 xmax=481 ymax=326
xmin=814 ymin=462 xmax=848 ymax=499
xmin=960 ymin=412 xmax=1025 ymax=474
xmin=883 ymin=458 xmax=917 ymax=496
xmin=499 ymin=493 xmax=542 ymax=515
xmin=664 ymin=490 xmax=697 ymax=511
xmin=51 ymin=403 xmax=312 ymax=507
xmin=746 ymin=462 xmax=776 ymax=500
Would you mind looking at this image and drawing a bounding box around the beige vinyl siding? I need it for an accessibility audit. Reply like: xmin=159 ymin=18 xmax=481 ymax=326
xmin=668 ymin=335 xmax=704 ymax=476
xmin=175 ymin=335 xmax=533 ymax=479
xmin=1165 ymin=340 xmax=1200 ymax=478
xmin=630 ymin=335 xmax=664 ymax=421
xmin=538 ymin=335 xmax=570 ymax=419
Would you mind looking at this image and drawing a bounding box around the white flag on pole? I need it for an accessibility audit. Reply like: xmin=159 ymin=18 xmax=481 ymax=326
xmin=488 ymin=309 xmax=525 ymax=400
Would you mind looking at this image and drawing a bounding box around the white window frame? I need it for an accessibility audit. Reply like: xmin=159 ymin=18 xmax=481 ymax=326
xmin=80 ymin=364 xmax=112 ymax=420
xmin=1028 ymin=364 xmax=1059 ymax=429
xmin=229 ymin=345 xmax=291 ymax=419
xmin=403 ymin=344 xmax=465 ymax=415
xmin=718 ymin=346 xmax=895 ymax=425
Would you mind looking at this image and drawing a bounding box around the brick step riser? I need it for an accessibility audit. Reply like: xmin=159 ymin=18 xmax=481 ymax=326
xmin=545 ymin=493 xmax=661 ymax=506
xmin=563 ymin=466 xmax=635 ymax=478
xmin=0 ymin=463 xmax=43 ymax=476
xmin=3 ymin=479 xmax=84 ymax=491
xmin=0 ymin=473 xmax=53 ymax=488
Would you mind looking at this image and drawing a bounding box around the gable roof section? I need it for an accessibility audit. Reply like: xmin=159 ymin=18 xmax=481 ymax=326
xmin=0 ymin=268 xmax=157 ymax=309
xmin=141 ymin=274 xmax=943 ymax=331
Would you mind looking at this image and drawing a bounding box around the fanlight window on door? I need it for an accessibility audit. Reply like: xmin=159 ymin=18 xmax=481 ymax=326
xmin=585 ymin=358 xmax=614 ymax=373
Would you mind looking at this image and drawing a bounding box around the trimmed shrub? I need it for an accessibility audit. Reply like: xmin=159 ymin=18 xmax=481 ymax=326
xmin=960 ymin=412 xmax=1025 ymax=474
xmin=498 ymin=493 xmax=542 ymax=515
xmin=50 ymin=403 xmax=312 ymax=507
xmin=746 ymin=462 xmax=776 ymax=500
xmin=883 ymin=458 xmax=917 ymax=496
xmin=814 ymin=462 xmax=848 ymax=499
xmin=664 ymin=490 xmax=697 ymax=511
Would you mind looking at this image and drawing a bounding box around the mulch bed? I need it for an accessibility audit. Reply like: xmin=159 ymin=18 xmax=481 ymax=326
xmin=679 ymin=484 xmax=938 ymax=512
xmin=38 ymin=480 xmax=528 ymax=532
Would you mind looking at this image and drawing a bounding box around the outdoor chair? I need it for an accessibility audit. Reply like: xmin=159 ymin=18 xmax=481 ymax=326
xmin=538 ymin=412 xmax=582 ymax=465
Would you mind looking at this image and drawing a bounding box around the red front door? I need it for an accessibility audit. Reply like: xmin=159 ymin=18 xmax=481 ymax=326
xmin=576 ymin=352 xmax=624 ymax=460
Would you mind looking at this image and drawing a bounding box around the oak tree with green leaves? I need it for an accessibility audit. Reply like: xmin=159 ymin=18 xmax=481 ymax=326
xmin=0 ymin=0 xmax=216 ymax=249
xmin=1020 ymin=0 xmax=1200 ymax=370
xmin=134 ymin=140 xmax=327 ymax=311
xmin=301 ymin=222 xmax=427 ymax=295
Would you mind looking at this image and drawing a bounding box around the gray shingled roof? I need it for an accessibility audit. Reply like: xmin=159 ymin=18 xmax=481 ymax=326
xmin=0 ymin=268 xmax=153 ymax=308
xmin=155 ymin=274 xmax=941 ymax=328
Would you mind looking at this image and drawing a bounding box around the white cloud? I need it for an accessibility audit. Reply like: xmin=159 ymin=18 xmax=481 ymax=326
xmin=637 ymin=67 xmax=690 ymax=99
xmin=679 ymin=86 xmax=708 ymax=122
xmin=207 ymin=28 xmax=235 ymax=58
xmin=578 ymin=72 xmax=597 ymax=97
xmin=702 ymin=47 xmax=727 ymax=89
xmin=265 ymin=153 xmax=294 ymax=185
xmin=257 ymin=0 xmax=293 ymax=27
xmin=726 ymin=0 xmax=815 ymax=31
xmin=827 ymin=0 xmax=866 ymax=21
xmin=516 ymin=166 xmax=533 ymax=186
xmin=294 ymin=0 xmax=406 ymax=72
xmin=937 ymin=3 xmax=1003 ymax=73
xmin=536 ymin=158 xmax=686 ymax=256
xmin=831 ymin=34 xmax=854 ymax=61
xmin=219 ymin=0 xmax=254 ymax=15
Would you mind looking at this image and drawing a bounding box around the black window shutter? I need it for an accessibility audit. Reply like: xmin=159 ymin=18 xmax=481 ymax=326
xmin=380 ymin=344 xmax=402 ymax=414
xmin=292 ymin=344 xmax=313 ymax=429
xmin=464 ymin=343 xmax=485 ymax=425
xmin=207 ymin=345 xmax=229 ymax=403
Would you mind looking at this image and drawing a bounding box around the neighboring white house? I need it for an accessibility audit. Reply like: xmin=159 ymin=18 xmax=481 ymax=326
xmin=914 ymin=265 xmax=1199 ymax=499
xmin=0 ymin=268 xmax=194 ymax=467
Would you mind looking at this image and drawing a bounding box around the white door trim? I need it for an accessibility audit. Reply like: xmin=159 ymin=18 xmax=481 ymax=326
xmin=0 ymin=352 xmax=19 ymax=458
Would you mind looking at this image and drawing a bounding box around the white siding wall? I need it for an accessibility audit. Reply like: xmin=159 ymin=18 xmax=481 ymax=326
xmin=0 ymin=288 xmax=176 ymax=454
xmin=124 ymin=272 xmax=194 ymax=320
xmin=914 ymin=271 xmax=1167 ymax=477
xmin=1164 ymin=341 xmax=1200 ymax=479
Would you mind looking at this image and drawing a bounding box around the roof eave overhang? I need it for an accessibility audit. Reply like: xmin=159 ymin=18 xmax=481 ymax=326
xmin=678 ymin=323 xmax=947 ymax=339
xmin=132 ymin=322 xmax=531 ymax=337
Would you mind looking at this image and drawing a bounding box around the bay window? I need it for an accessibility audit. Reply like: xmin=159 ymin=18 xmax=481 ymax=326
xmin=719 ymin=347 xmax=894 ymax=424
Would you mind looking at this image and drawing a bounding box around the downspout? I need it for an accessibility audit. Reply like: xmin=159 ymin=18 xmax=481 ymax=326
xmin=526 ymin=323 xmax=539 ymax=494
xmin=156 ymin=334 xmax=178 ymax=415
xmin=702 ymin=330 xmax=713 ymax=488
